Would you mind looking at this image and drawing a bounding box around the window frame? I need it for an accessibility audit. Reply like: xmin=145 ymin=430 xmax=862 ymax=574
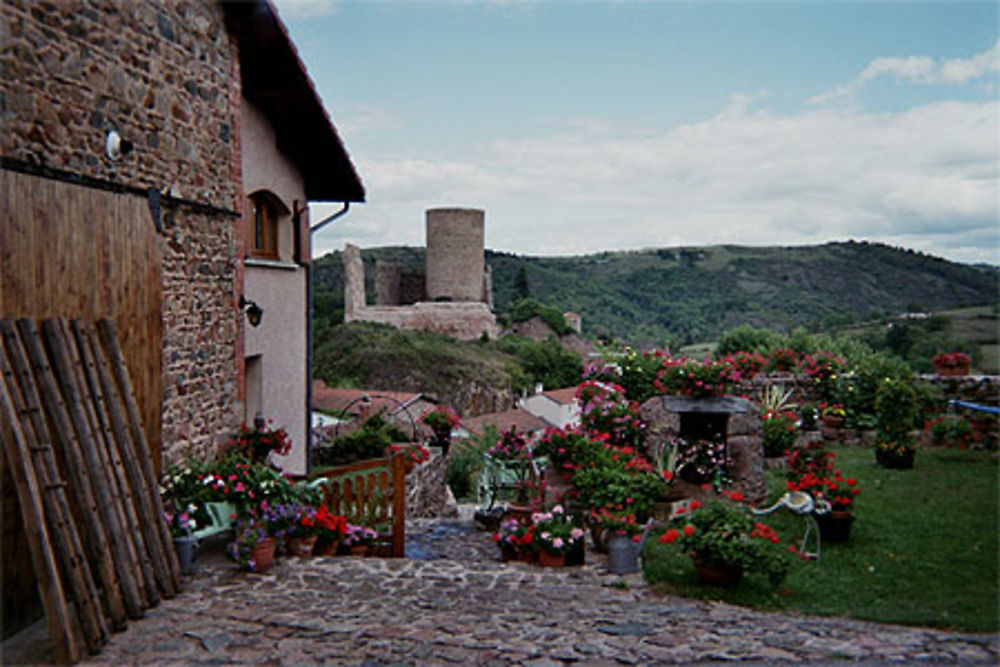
xmin=248 ymin=191 xmax=282 ymax=260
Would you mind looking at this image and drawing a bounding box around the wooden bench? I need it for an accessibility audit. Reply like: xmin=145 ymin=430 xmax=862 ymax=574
xmin=191 ymin=501 xmax=237 ymax=542
xmin=308 ymin=455 xmax=406 ymax=557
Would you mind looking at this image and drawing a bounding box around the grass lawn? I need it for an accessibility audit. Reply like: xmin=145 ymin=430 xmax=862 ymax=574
xmin=642 ymin=446 xmax=999 ymax=632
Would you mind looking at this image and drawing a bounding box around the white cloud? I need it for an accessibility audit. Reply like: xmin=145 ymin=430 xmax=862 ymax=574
xmin=313 ymin=96 xmax=999 ymax=265
xmin=810 ymin=40 xmax=1000 ymax=106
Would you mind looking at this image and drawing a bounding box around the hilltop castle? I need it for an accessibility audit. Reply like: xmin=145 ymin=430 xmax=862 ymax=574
xmin=343 ymin=208 xmax=499 ymax=341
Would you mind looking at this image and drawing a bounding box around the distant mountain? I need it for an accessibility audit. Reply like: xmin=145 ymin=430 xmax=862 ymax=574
xmin=313 ymin=241 xmax=999 ymax=346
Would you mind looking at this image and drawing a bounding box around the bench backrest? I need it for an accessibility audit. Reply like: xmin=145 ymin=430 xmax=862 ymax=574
xmin=312 ymin=455 xmax=406 ymax=557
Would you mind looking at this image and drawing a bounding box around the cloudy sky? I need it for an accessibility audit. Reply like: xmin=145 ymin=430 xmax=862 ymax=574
xmin=273 ymin=0 xmax=999 ymax=265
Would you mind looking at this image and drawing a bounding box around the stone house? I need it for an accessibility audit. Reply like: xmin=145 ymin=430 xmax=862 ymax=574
xmin=1 ymin=0 xmax=362 ymax=632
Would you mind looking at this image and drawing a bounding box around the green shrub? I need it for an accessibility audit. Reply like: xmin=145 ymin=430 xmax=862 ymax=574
xmin=716 ymin=325 xmax=783 ymax=356
xmin=315 ymin=413 xmax=410 ymax=466
xmin=496 ymin=336 xmax=582 ymax=390
xmin=508 ymin=297 xmax=573 ymax=336
xmin=446 ymin=425 xmax=499 ymax=501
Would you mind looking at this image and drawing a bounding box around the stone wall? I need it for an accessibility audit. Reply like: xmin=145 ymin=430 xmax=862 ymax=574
xmin=1 ymin=0 xmax=238 ymax=210
xmin=161 ymin=209 xmax=239 ymax=463
xmin=359 ymin=303 xmax=500 ymax=341
xmin=1 ymin=0 xmax=242 ymax=463
xmin=639 ymin=395 xmax=766 ymax=505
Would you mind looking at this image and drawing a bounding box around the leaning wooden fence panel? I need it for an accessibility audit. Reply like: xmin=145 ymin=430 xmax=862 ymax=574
xmin=0 ymin=318 xmax=179 ymax=663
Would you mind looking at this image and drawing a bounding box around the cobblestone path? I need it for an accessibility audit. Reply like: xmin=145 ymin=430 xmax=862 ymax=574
xmin=10 ymin=518 xmax=997 ymax=665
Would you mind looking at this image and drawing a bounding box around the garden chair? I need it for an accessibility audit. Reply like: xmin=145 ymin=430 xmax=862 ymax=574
xmin=476 ymin=453 xmax=549 ymax=512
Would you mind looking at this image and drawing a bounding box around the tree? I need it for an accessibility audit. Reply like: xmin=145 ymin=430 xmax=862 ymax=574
xmin=514 ymin=266 xmax=531 ymax=300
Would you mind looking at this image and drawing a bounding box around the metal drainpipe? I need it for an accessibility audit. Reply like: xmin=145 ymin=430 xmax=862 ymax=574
xmin=306 ymin=202 xmax=351 ymax=474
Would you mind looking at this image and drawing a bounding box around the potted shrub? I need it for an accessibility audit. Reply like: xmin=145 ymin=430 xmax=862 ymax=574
xmin=798 ymin=403 xmax=819 ymax=432
xmin=530 ymin=505 xmax=585 ymax=568
xmin=282 ymin=504 xmax=320 ymax=557
xmin=761 ymin=409 xmax=798 ymax=461
xmin=224 ymin=420 xmax=292 ymax=464
xmin=493 ymin=517 xmax=537 ymax=563
xmin=658 ymin=495 xmax=796 ymax=587
xmin=342 ymin=523 xmax=379 ymax=556
xmin=932 ymin=352 xmax=971 ymax=377
xmin=230 ymin=504 xmax=286 ymax=573
xmin=313 ymin=506 xmax=347 ymax=556
xmin=420 ymin=406 xmax=460 ymax=457
xmin=819 ymin=402 xmax=846 ymax=428
xmin=874 ymin=378 xmax=919 ymax=469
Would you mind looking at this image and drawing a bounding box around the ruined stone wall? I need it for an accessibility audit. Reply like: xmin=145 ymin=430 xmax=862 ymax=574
xmin=1 ymin=0 xmax=242 ymax=463
xmin=360 ymin=303 xmax=499 ymax=342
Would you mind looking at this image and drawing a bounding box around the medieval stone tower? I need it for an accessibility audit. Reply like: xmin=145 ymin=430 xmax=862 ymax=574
xmin=343 ymin=207 xmax=498 ymax=340
xmin=426 ymin=208 xmax=485 ymax=303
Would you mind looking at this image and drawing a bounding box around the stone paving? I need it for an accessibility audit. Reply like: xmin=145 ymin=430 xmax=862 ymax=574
xmin=8 ymin=517 xmax=998 ymax=665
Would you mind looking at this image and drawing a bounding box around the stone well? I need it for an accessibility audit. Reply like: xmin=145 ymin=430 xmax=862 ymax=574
xmin=639 ymin=395 xmax=766 ymax=504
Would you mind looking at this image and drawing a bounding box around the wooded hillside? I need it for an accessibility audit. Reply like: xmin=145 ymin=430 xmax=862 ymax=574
xmin=314 ymin=241 xmax=998 ymax=346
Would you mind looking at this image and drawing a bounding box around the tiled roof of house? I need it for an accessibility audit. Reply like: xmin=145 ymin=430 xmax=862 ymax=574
xmin=311 ymin=381 xmax=430 ymax=417
xmin=543 ymin=387 xmax=579 ymax=405
xmin=462 ymin=408 xmax=549 ymax=438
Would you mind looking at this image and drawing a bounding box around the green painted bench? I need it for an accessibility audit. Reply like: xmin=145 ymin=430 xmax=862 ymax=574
xmin=191 ymin=501 xmax=237 ymax=541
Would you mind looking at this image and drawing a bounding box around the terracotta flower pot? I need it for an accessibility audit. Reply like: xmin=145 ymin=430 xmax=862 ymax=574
xmin=692 ymin=558 xmax=743 ymax=587
xmin=288 ymin=536 xmax=318 ymax=557
xmin=821 ymin=414 xmax=844 ymax=428
xmin=537 ymin=549 xmax=566 ymax=568
xmin=349 ymin=543 xmax=370 ymax=557
xmin=250 ymin=537 xmax=276 ymax=572
xmin=313 ymin=538 xmax=339 ymax=556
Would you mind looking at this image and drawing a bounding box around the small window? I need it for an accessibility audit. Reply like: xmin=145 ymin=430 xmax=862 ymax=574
xmin=247 ymin=190 xmax=289 ymax=260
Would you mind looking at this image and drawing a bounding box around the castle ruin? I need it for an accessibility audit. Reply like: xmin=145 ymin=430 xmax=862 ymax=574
xmin=344 ymin=208 xmax=499 ymax=341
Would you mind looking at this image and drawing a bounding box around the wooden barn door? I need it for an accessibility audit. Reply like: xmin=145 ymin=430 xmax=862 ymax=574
xmin=0 ymin=169 xmax=163 ymax=638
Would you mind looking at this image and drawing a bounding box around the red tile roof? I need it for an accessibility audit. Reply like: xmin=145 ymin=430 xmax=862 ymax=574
xmin=462 ymin=408 xmax=549 ymax=438
xmin=543 ymin=387 xmax=579 ymax=405
xmin=311 ymin=381 xmax=430 ymax=417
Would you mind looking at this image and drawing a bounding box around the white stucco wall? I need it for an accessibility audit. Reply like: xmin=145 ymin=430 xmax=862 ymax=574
xmin=519 ymin=394 xmax=580 ymax=429
xmin=241 ymin=99 xmax=309 ymax=474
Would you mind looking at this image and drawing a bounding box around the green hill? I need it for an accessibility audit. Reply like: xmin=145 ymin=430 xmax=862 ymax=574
xmin=314 ymin=241 xmax=998 ymax=346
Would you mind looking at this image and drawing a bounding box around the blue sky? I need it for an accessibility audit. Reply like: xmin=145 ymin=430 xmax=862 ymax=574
xmin=274 ymin=0 xmax=999 ymax=265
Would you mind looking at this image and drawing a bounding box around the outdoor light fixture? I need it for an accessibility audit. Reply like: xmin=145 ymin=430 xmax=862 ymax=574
xmin=105 ymin=129 xmax=133 ymax=160
xmin=239 ymin=295 xmax=263 ymax=327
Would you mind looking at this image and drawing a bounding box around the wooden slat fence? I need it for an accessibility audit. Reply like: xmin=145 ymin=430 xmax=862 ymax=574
xmin=0 ymin=318 xmax=179 ymax=663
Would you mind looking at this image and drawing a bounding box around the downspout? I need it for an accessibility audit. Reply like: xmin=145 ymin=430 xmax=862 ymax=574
xmin=306 ymin=202 xmax=351 ymax=474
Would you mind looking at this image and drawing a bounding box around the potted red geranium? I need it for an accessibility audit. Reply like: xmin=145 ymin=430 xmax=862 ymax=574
xmin=932 ymin=352 xmax=970 ymax=377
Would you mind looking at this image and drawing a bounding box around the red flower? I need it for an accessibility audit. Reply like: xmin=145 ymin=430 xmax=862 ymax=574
xmin=660 ymin=528 xmax=681 ymax=544
xmin=683 ymin=524 xmax=695 ymax=537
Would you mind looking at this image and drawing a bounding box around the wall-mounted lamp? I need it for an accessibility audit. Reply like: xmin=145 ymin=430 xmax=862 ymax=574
xmin=105 ymin=129 xmax=133 ymax=161
xmin=239 ymin=295 xmax=263 ymax=327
